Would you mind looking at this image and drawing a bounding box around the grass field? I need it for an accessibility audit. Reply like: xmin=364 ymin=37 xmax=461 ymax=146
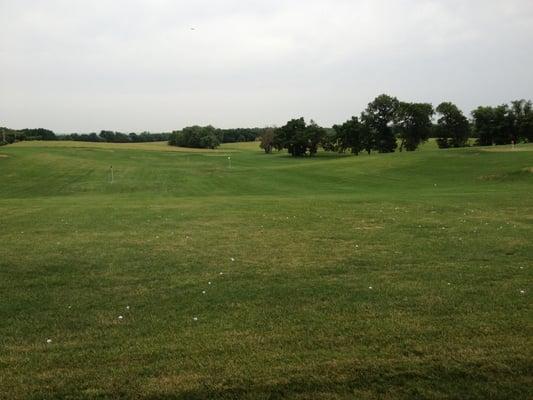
xmin=1 ymin=140 xmax=532 ymax=399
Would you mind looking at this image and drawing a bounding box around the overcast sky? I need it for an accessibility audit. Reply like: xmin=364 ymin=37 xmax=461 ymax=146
xmin=1 ymin=0 xmax=532 ymax=132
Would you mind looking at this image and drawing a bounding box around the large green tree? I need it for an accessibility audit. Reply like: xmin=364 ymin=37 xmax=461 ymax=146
xmin=277 ymin=118 xmax=326 ymax=157
xmin=472 ymin=105 xmax=511 ymax=146
xmin=435 ymin=102 xmax=470 ymax=148
xmin=361 ymin=94 xmax=399 ymax=153
xmin=396 ymin=102 xmax=434 ymax=151
xmin=332 ymin=116 xmax=365 ymax=155
xmin=509 ymin=100 xmax=533 ymax=143
xmin=169 ymin=126 xmax=222 ymax=149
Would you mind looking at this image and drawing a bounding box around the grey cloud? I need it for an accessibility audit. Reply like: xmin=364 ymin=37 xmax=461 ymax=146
xmin=1 ymin=0 xmax=532 ymax=132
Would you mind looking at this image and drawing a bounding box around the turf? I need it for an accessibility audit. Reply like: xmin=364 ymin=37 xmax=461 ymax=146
xmin=0 ymin=140 xmax=532 ymax=399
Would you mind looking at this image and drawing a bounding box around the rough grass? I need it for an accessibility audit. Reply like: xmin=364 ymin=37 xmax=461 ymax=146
xmin=0 ymin=140 xmax=532 ymax=399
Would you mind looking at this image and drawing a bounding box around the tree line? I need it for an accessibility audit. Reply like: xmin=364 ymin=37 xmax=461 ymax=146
xmin=259 ymin=95 xmax=533 ymax=156
xmin=1 ymin=126 xmax=265 ymax=147
xmin=0 ymin=128 xmax=172 ymax=146
xmin=1 ymin=128 xmax=57 ymax=145
xmin=168 ymin=127 xmax=269 ymax=149
xmin=65 ymin=131 xmax=171 ymax=143
xmin=3 ymin=96 xmax=532 ymax=151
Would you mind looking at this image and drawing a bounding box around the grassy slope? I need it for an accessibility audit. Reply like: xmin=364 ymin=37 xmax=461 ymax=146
xmin=0 ymin=141 xmax=532 ymax=399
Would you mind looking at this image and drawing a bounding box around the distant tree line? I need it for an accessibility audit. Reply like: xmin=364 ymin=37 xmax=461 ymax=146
xmin=258 ymin=95 xmax=533 ymax=156
xmin=1 ymin=125 xmax=264 ymax=148
xmin=0 ymin=128 xmax=171 ymax=146
xmin=62 ymin=131 xmax=171 ymax=143
xmin=168 ymin=127 xmax=268 ymax=149
xmin=1 ymin=127 xmax=57 ymax=145
xmin=3 ymin=96 xmax=532 ymax=152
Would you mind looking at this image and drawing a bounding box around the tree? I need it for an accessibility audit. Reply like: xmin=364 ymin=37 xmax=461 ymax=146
xmin=259 ymin=128 xmax=278 ymax=154
xmin=472 ymin=107 xmax=494 ymax=146
xmin=509 ymin=100 xmax=533 ymax=143
xmin=472 ymin=105 xmax=511 ymax=146
xmin=276 ymin=118 xmax=326 ymax=157
xmin=306 ymin=120 xmax=326 ymax=156
xmin=396 ymin=102 xmax=434 ymax=151
xmin=0 ymin=127 xmax=10 ymax=145
xmin=332 ymin=116 xmax=365 ymax=155
xmin=359 ymin=122 xmax=374 ymax=155
xmin=491 ymin=106 xmax=512 ymax=145
xmin=20 ymin=128 xmax=57 ymax=141
xmin=361 ymin=94 xmax=399 ymax=153
xmin=277 ymin=118 xmax=307 ymax=156
xmin=221 ymin=128 xmax=264 ymax=143
xmin=435 ymin=102 xmax=470 ymax=148
xmin=169 ymin=126 xmax=222 ymax=149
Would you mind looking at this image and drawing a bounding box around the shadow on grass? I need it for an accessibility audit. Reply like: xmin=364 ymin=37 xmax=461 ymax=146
xmin=168 ymin=365 xmax=529 ymax=400
xmin=31 ymin=361 xmax=529 ymax=400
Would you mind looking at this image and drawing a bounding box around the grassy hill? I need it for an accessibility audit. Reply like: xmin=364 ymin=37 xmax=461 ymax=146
xmin=1 ymin=140 xmax=532 ymax=399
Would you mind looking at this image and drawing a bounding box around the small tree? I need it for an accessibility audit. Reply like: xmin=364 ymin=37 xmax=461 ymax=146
xmin=259 ymin=128 xmax=277 ymax=154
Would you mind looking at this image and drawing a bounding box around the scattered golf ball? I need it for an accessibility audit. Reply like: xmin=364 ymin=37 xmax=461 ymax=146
xmin=46 ymin=339 xmax=52 ymax=344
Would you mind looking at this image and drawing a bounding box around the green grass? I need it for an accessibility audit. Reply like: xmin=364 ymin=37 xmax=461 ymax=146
xmin=0 ymin=140 xmax=532 ymax=399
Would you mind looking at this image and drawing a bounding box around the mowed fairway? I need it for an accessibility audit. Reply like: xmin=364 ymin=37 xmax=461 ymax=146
xmin=0 ymin=140 xmax=532 ymax=399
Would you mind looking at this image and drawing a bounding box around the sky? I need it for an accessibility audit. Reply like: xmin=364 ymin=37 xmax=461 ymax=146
xmin=1 ymin=0 xmax=533 ymax=133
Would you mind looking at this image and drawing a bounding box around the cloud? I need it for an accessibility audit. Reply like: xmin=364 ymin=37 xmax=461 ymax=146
xmin=1 ymin=0 xmax=532 ymax=131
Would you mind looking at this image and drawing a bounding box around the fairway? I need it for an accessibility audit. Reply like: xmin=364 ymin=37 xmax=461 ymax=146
xmin=1 ymin=141 xmax=532 ymax=399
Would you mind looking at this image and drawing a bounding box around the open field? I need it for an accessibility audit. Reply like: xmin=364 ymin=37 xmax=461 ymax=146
xmin=1 ymin=140 xmax=532 ymax=399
